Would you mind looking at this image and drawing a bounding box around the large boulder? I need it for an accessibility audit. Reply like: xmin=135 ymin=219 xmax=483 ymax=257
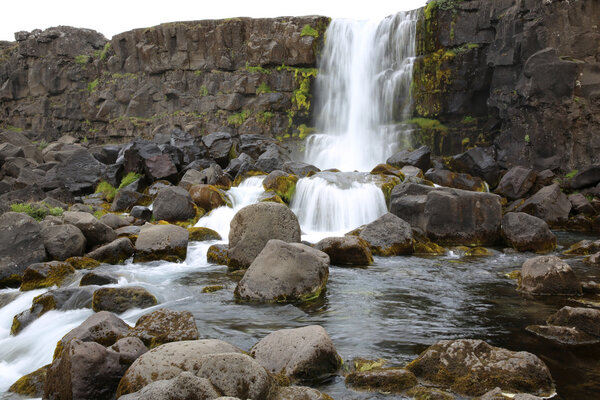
xmin=0 ymin=212 xmax=47 ymax=287
xmin=495 ymin=166 xmax=537 ymax=200
xmin=116 ymin=339 xmax=242 ymax=396
xmin=118 ymin=372 xmax=219 ymax=400
xmin=314 ymin=236 xmax=373 ymax=266
xmin=202 ymin=132 xmax=234 ymax=168
xmin=152 ymin=186 xmax=196 ymax=223
xmin=547 ymin=306 xmax=600 ymax=338
xmin=51 ymin=148 xmax=104 ymax=194
xmin=92 ymin=287 xmax=158 ymax=313
xmin=570 ymin=165 xmax=600 ymax=189
xmin=20 ymin=261 xmax=75 ymax=291
xmin=234 ymin=239 xmax=329 ymax=302
xmin=386 ymin=146 xmax=431 ymax=171
xmin=517 ymin=184 xmax=571 ymax=227
xmin=189 ymin=184 xmax=230 ymax=212
xmin=255 ymin=143 xmax=291 ymax=173
xmin=127 ymin=308 xmax=199 ymax=348
xmin=250 ymin=325 xmax=341 ymax=381
xmin=262 ymin=170 xmax=298 ymax=203
xmin=87 ymin=238 xmax=135 ymax=264
xmin=450 ymin=147 xmax=501 ymax=187
xmin=359 ymin=213 xmax=414 ymax=256
xmin=111 ymin=189 xmax=149 ymax=212
xmin=519 ymin=255 xmax=581 ymax=295
xmin=62 ymin=211 xmax=117 ymax=249
xmin=283 ymin=161 xmax=320 ymax=177
xmin=41 ymin=223 xmax=87 ymax=261
xmin=406 ymin=339 xmax=554 ymax=397
xmin=228 ymin=202 xmax=301 ymax=270
xmin=424 ymin=168 xmax=486 ymax=192
xmin=144 ymin=153 xmax=178 ymax=182
xmin=45 ymin=337 xmax=147 ymax=400
xmin=134 ymin=223 xmax=189 ymax=262
xmin=501 ymin=212 xmax=556 ymax=253
xmin=346 ymin=368 xmax=418 ymax=393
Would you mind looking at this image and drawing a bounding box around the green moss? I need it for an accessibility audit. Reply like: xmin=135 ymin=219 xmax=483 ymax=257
xmin=256 ymin=111 xmax=274 ymax=125
xmin=227 ymin=109 xmax=250 ymax=127
xmin=202 ymin=285 xmax=224 ymax=293
xmin=6 ymin=125 xmax=22 ymax=132
xmin=199 ymin=85 xmax=209 ymax=96
xmin=345 ymin=368 xmax=418 ymax=393
xmin=465 ymin=247 xmax=493 ymax=256
xmin=118 ymin=172 xmax=142 ymax=190
xmin=187 ymin=227 xmax=222 ymax=242
xmin=300 ymin=24 xmax=319 ymax=38
xmin=296 ymin=123 xmax=315 ymax=139
xmin=21 ymin=262 xmax=75 ymax=291
xmin=74 ymin=54 xmax=90 ymax=66
xmin=65 ymin=256 xmax=101 ymax=270
xmin=256 ymin=82 xmax=272 ymax=94
xmin=99 ymin=42 xmax=111 ymax=61
xmin=263 ymin=174 xmax=298 ymax=203
xmin=207 ymin=244 xmax=229 ymax=265
xmin=245 ymin=61 xmax=271 ymax=74
xmin=406 ymin=118 xmax=449 ymax=151
xmin=8 ymin=365 xmax=48 ymax=397
xmin=10 ymin=202 xmax=63 ymax=221
xmin=565 ymin=169 xmax=578 ymax=179
xmin=87 ymin=78 xmax=99 ymax=93
xmin=412 ymin=49 xmax=454 ymax=117
xmin=95 ymin=181 xmax=117 ymax=202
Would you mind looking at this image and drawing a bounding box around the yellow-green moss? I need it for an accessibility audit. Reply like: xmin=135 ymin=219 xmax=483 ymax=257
xmin=465 ymin=247 xmax=493 ymax=257
xmin=345 ymin=368 xmax=418 ymax=393
xmin=227 ymin=109 xmax=250 ymax=127
xmin=20 ymin=263 xmax=75 ymax=291
xmin=207 ymin=245 xmax=229 ymax=265
xmin=187 ymin=227 xmax=222 ymax=242
xmin=65 ymin=256 xmax=101 ymax=270
xmin=8 ymin=365 xmax=48 ymax=397
xmin=301 ymin=24 xmax=319 ymax=38
xmin=263 ymin=174 xmax=298 ymax=203
xmin=352 ymin=358 xmax=387 ymax=372
xmin=95 ymin=181 xmax=117 ymax=202
xmin=202 ymin=285 xmax=224 ymax=293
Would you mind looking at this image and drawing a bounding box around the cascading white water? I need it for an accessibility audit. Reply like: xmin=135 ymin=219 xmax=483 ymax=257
xmin=290 ymin=172 xmax=388 ymax=241
xmin=304 ymin=11 xmax=417 ymax=172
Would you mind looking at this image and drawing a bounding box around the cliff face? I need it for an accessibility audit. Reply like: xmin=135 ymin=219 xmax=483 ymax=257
xmin=0 ymin=17 xmax=329 ymax=142
xmin=412 ymin=0 xmax=600 ymax=172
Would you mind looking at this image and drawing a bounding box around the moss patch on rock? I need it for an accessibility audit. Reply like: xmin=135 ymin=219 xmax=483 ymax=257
xmin=65 ymin=256 xmax=101 ymax=270
xmin=187 ymin=227 xmax=222 ymax=242
xmin=20 ymin=262 xmax=75 ymax=291
xmin=8 ymin=364 xmax=48 ymax=397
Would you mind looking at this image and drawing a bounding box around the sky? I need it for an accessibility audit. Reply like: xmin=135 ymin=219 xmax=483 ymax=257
xmin=1 ymin=0 xmax=428 ymax=41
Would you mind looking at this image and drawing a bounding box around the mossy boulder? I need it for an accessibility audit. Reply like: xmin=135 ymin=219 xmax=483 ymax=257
xmin=563 ymin=239 xmax=600 ymax=255
xmin=134 ymin=223 xmax=189 ymax=263
xmin=87 ymin=237 xmax=135 ymax=264
xmin=202 ymin=285 xmax=224 ymax=293
xmin=262 ymin=170 xmax=298 ymax=203
xmin=189 ymin=184 xmax=231 ymax=211
xmin=406 ymin=339 xmax=554 ymax=397
xmin=20 ymin=261 xmax=75 ymax=291
xmin=405 ymin=386 xmax=455 ymax=400
xmin=465 ymin=247 xmax=494 ymax=257
xmin=187 ymin=227 xmax=222 ymax=242
xmin=370 ymin=163 xmax=406 ymax=179
xmin=92 ymin=286 xmax=158 ymax=313
xmin=345 ymin=368 xmax=418 ymax=393
xmin=314 ymin=236 xmax=373 ymax=266
xmin=258 ymin=192 xmax=286 ymax=204
xmin=413 ymin=236 xmax=446 ymax=255
xmin=525 ymin=324 xmax=600 ymax=346
xmin=359 ymin=213 xmax=414 ymax=256
xmin=8 ymin=364 xmax=48 ymax=398
xmin=127 ymin=308 xmax=199 ymax=348
xmin=207 ymin=244 xmax=229 ymax=265
xmin=65 ymin=256 xmax=101 ymax=270
xmin=424 ymin=168 xmax=487 ymax=192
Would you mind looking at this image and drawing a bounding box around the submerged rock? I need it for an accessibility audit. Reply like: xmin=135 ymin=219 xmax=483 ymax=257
xmin=519 ymin=256 xmax=581 ymax=295
xmin=563 ymin=239 xmax=600 ymax=255
xmin=234 ymin=239 xmax=329 ymax=303
xmin=92 ymin=286 xmax=158 ymax=313
xmin=250 ymin=325 xmax=342 ymax=381
xmin=346 ymin=368 xmax=418 ymax=393
xmin=314 ymin=236 xmax=373 ymax=266
xmin=127 ymin=308 xmax=199 ymax=348
xmin=358 ymin=213 xmax=414 ymax=256
xmin=547 ymin=306 xmax=600 ymax=337
xmin=406 ymin=339 xmax=554 ymax=397
xmin=501 ymin=212 xmax=556 ymax=253
xmin=526 ymin=325 xmax=600 ymax=345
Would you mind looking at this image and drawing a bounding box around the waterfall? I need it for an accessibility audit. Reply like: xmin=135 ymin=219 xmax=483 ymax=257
xmin=303 ymin=11 xmax=417 ymax=172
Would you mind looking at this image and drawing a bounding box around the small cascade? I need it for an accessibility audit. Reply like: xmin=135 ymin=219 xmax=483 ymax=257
xmin=290 ymin=172 xmax=387 ymax=241
xmin=303 ymin=11 xmax=417 ymax=171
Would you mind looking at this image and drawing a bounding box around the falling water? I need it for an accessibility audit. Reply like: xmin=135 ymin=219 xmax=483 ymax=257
xmin=303 ymin=11 xmax=417 ymax=171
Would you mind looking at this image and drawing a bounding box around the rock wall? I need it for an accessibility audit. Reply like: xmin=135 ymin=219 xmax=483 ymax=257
xmin=411 ymin=0 xmax=600 ymax=172
xmin=0 ymin=17 xmax=329 ymax=143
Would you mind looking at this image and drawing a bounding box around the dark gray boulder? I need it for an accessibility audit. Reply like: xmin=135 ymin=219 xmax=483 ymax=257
xmin=130 ymin=205 xmax=152 ymax=221
xmin=41 ymin=223 xmax=86 ymax=261
xmin=62 ymin=211 xmax=117 ymax=249
xmin=451 ymin=147 xmax=501 ymax=187
xmin=52 ymin=148 xmax=105 ymax=195
xmin=202 ymin=132 xmax=234 ymax=168
xmin=99 ymin=213 xmax=130 ymax=230
xmin=424 ymin=168 xmax=486 ymax=192
xmin=495 ymin=166 xmax=537 ymax=200
xmin=80 ymin=272 xmax=118 ymax=286
xmin=134 ymin=223 xmax=189 ymax=263
xmin=517 ymin=183 xmax=571 ymax=227
xmin=111 ymin=189 xmax=148 ymax=212
xmin=569 ymin=193 xmax=596 ymax=215
xmin=386 ymin=146 xmax=431 ymax=171
xmin=87 ymin=238 xmax=135 ymax=264
xmin=359 ymin=213 xmax=414 ymax=256
xmin=570 ymin=165 xmax=600 ymax=189
xmin=314 ymin=236 xmax=373 ymax=266
xmin=501 ymin=212 xmax=556 ymax=253
xmin=92 ymin=286 xmax=157 ymax=313
xmin=547 ymin=306 xmax=600 ymax=338
xmin=152 ymin=186 xmax=196 ymax=222
xmin=283 ymin=161 xmax=320 ymax=177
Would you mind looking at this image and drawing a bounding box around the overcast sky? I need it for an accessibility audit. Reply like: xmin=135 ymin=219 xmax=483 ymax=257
xmin=1 ymin=0 xmax=428 ymax=41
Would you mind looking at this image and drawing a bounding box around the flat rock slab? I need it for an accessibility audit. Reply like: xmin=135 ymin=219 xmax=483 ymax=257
xmin=526 ymin=325 xmax=600 ymax=345
xmin=92 ymin=287 xmax=157 ymax=313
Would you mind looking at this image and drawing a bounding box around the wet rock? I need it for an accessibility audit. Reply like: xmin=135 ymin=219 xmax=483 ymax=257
xmin=228 ymin=202 xmax=301 ymax=269
xmin=134 ymin=223 xmax=189 ymax=262
xmin=152 ymin=186 xmax=196 ymax=223
xmin=187 ymin=227 xmax=221 ymax=241
xmin=45 ymin=337 xmax=146 ymax=400
xmin=87 ymin=237 xmax=135 ymax=264
xmin=477 ymin=387 xmax=546 ymax=400
xmin=386 ymin=146 xmax=431 ymax=171
xmin=80 ymin=272 xmax=118 ymax=286
xmin=128 ymin=308 xmax=199 ymax=348
xmin=516 ymin=184 xmax=571 ymax=227
xmin=569 ymin=193 xmax=596 ymax=215
xmin=424 ymin=168 xmax=486 ymax=192
xmin=525 ymin=325 xmax=600 ymax=345
xmin=359 ymin=213 xmax=414 ymax=256
xmin=92 ymin=286 xmax=158 ymax=313
xmin=202 ymin=132 xmax=234 ymax=168
xmin=118 ymin=372 xmax=219 ymax=400
xmin=283 ymin=161 xmax=320 ymax=177
xmin=20 ymin=261 xmax=75 ymax=291
xmin=0 ymin=212 xmax=46 ymax=287
xmin=405 ymin=386 xmax=455 ymax=400
xmin=519 ymin=255 xmax=580 ymax=295
xmin=450 ymin=147 xmax=501 ymax=187
xmin=41 ymin=223 xmax=87 ymax=260
xmin=346 ymin=368 xmax=418 ymax=393
xmin=99 ymin=213 xmax=130 ymax=229
xmin=570 ymin=165 xmax=600 ymax=189
xmin=406 ymin=339 xmax=554 ymax=397
xmin=495 ymin=166 xmax=537 ymax=200
xmin=501 ymin=212 xmax=556 ymax=253
xmin=111 ymin=189 xmax=149 ymax=212
xmin=63 ymin=211 xmax=117 ymax=249
xmin=65 ymin=256 xmax=101 ymax=270
xmin=251 ymin=325 xmax=341 ymax=381
xmin=189 ymin=184 xmax=230 ymax=212
xmin=564 ymin=239 xmax=600 ymax=255
xmin=116 ymin=339 xmax=242 ymax=396
xmin=271 ymin=386 xmax=333 ymax=400
xmin=585 ymin=251 xmax=600 ymax=266
xmin=262 ymin=170 xmax=298 ymax=203
xmin=314 ymin=236 xmax=373 ymax=266
xmin=8 ymin=364 xmax=48 ymax=398
xmin=547 ymin=306 xmax=600 ymax=337
xmin=234 ymin=239 xmax=329 ymax=302
xmin=207 ymin=243 xmax=228 ymax=265
xmin=130 ymin=205 xmax=152 ymax=221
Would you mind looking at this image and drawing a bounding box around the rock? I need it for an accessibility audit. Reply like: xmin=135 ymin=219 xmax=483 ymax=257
xmin=145 ymin=153 xmax=178 ymax=182
xmin=262 ymin=170 xmax=298 ymax=203
xmin=207 ymin=244 xmax=228 ymax=265
xmin=65 ymin=256 xmax=101 ymax=270
xmin=197 ymin=164 xmax=232 ymax=189
xmin=187 ymin=227 xmax=222 ymax=241
xmin=80 ymin=272 xmax=118 ymax=286
xmin=52 ymin=148 xmax=104 ymax=194
xmin=477 ymin=387 xmax=546 ymax=400
xmin=134 ymin=223 xmax=189 ymax=262
xmin=152 ymin=186 xmax=196 ymax=222
xmin=99 ymin=213 xmax=130 ymax=229
xmin=406 ymin=386 xmax=455 ymax=400
xmin=130 ymin=205 xmax=152 ymax=221
xmin=569 ymin=193 xmax=596 ymax=215
xmin=314 ymin=236 xmax=373 ymax=266
xmin=570 ymin=165 xmax=600 ymax=189
xmin=386 ymin=146 xmax=431 ymax=171
xmin=519 ymin=255 xmax=581 ymax=295
xmin=585 ymin=252 xmax=600 ymax=265
xmin=111 ymin=189 xmax=149 ymax=212
xmin=255 ymin=144 xmax=292 ymax=173
xmin=400 ymin=165 xmax=424 ymax=178
xmin=20 ymin=261 xmax=75 ymax=291
xmin=283 ymin=161 xmax=320 ymax=177
xmin=564 ymin=239 xmax=600 ymax=255
xmin=45 ymin=337 xmax=146 ymax=400
xmin=501 ymin=212 xmax=556 ymax=253
xmin=54 ymin=311 xmax=131 ymax=359
xmin=494 ymin=166 xmax=537 ymax=200
xmin=202 ymin=132 xmax=234 ymax=168
xmin=179 ymin=168 xmax=204 ymax=190
xmin=116 ymin=339 xmax=242 ymax=396
xmin=40 ymin=223 xmax=87 ymax=260
xmin=228 ymin=202 xmax=301 ymax=269
xmin=87 ymin=238 xmax=135 ymax=264
xmin=425 ymin=168 xmax=486 ymax=191
xmin=92 ymin=286 xmax=158 ymax=313
xmin=118 ymin=372 xmax=219 ymax=400
xmin=271 ymin=386 xmax=333 ymax=400
xmin=547 ymin=306 xmax=600 ymax=337
xmin=0 ymin=212 xmax=46 ymax=287
xmin=250 ymin=325 xmax=341 ymax=381
xmin=358 ymin=213 xmax=414 ymax=256
xmin=525 ymin=325 xmax=600 ymax=345
xmin=189 ymin=184 xmax=230 ymax=212
xmin=406 ymin=339 xmax=554 ymax=397
xmin=0 ymin=142 xmax=25 ymax=161
xmin=128 ymin=308 xmax=199 ymax=348
xmin=346 ymin=368 xmax=418 ymax=393
xmin=62 ymin=211 xmax=117 ymax=249
xmin=145 ymin=180 xmax=174 ymax=199
xmin=8 ymin=365 xmax=48 ymax=398
xmin=450 ymin=147 xmax=501 ymax=187
xmin=234 ymin=239 xmax=329 ymax=302
xmin=517 ymin=184 xmax=571 ymax=227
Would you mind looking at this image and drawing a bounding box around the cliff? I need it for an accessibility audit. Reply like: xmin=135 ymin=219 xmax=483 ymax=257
xmin=0 ymin=17 xmax=329 ymax=142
